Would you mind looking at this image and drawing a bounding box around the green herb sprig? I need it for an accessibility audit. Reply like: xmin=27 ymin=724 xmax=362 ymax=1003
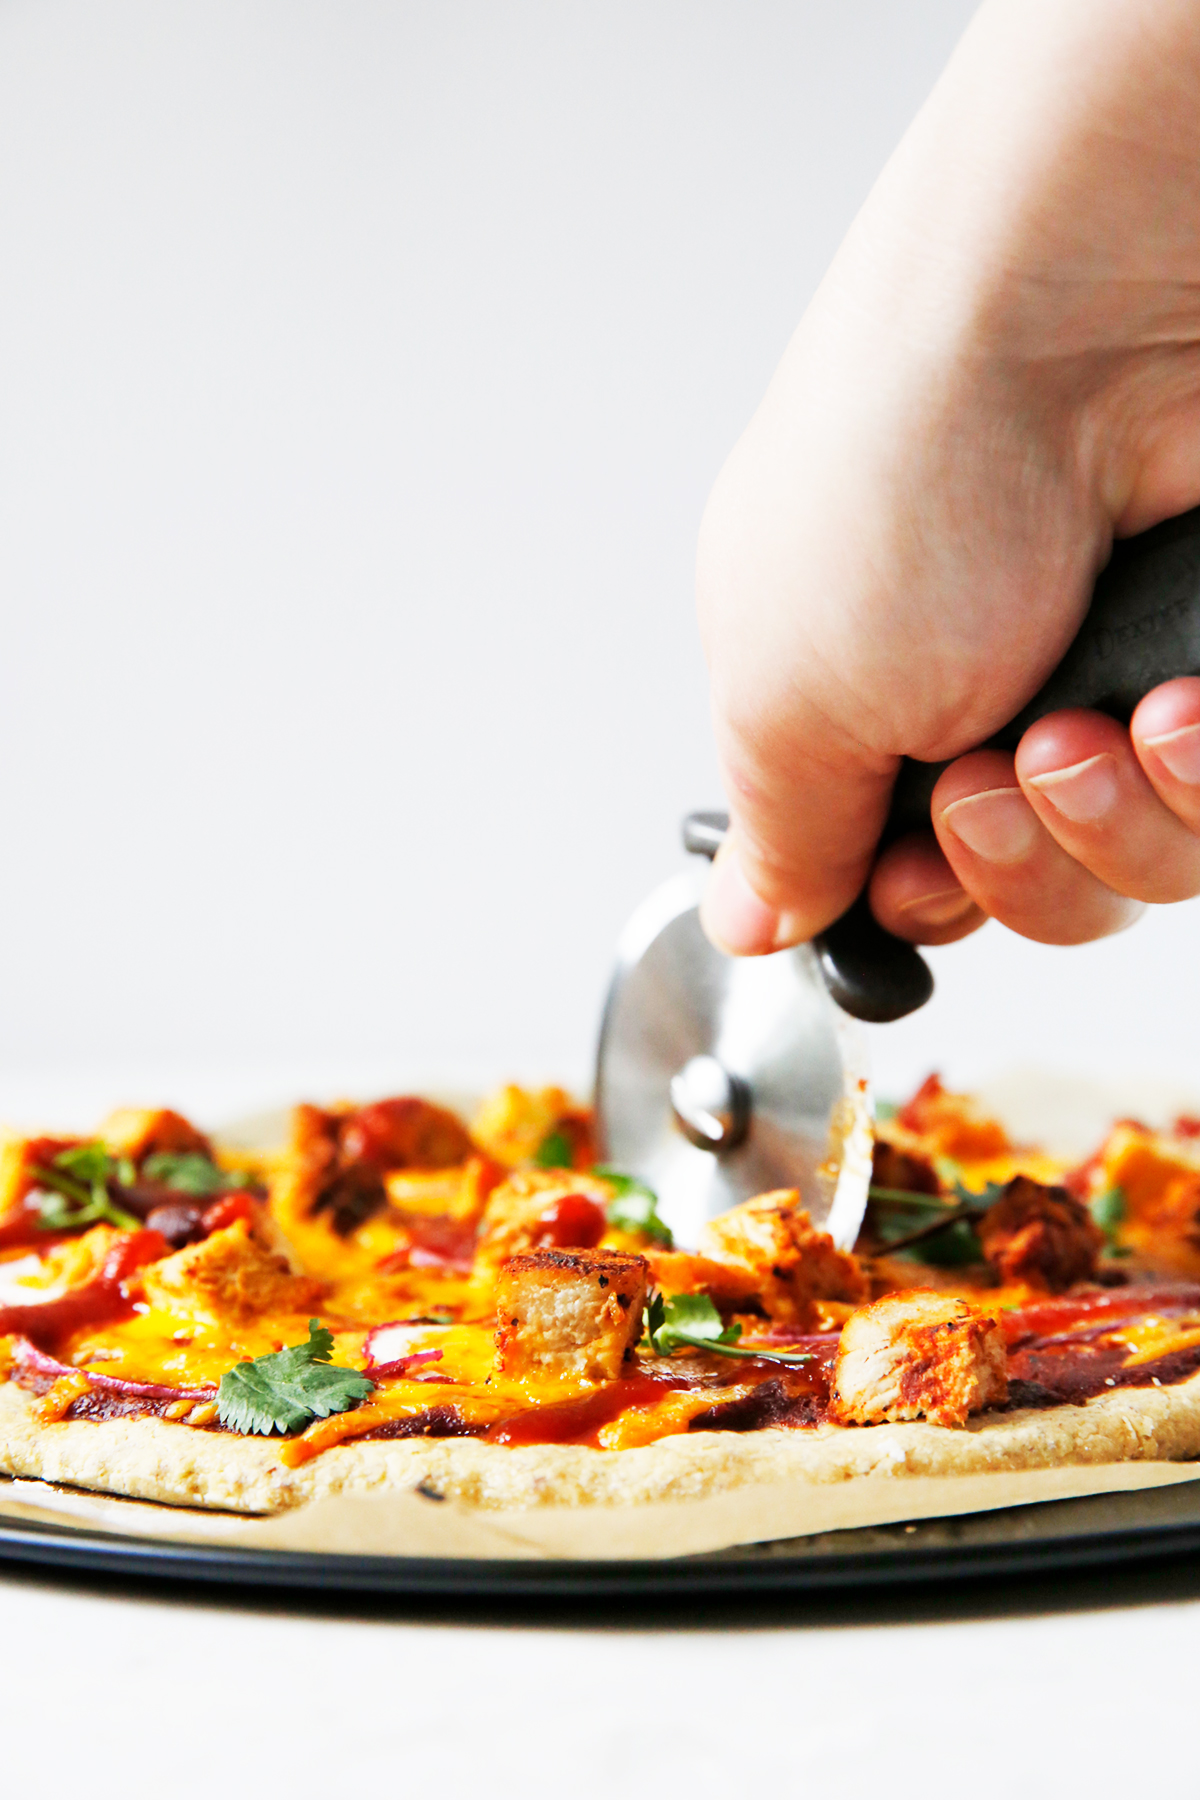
xmin=33 ymin=1144 xmax=141 ymax=1233
xmin=143 ymin=1151 xmax=252 ymax=1197
xmin=949 ymin=1178 xmax=1008 ymax=1211
xmin=864 ymin=1177 xmax=1012 ymax=1265
xmin=594 ymin=1167 xmax=673 ymax=1246
xmin=644 ymin=1292 xmax=813 ymax=1364
xmin=1089 ymin=1186 xmax=1132 ymax=1256
xmin=217 ymin=1320 xmax=375 ymax=1436
xmin=865 ymin=1184 xmax=948 ymax=1208
xmin=533 ymin=1129 xmax=573 ymax=1169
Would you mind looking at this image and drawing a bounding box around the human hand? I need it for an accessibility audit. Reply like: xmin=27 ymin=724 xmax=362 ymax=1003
xmin=698 ymin=0 xmax=1200 ymax=956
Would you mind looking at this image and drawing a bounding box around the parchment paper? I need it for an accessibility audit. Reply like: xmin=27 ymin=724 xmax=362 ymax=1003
xmin=3 ymin=1460 xmax=1199 ymax=1561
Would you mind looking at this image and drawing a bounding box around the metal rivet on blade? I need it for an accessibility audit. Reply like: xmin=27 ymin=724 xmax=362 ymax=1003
xmin=668 ymin=1054 xmax=750 ymax=1153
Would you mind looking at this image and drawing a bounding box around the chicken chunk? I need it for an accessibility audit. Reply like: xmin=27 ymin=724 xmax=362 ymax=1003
xmin=0 ymin=1132 xmax=77 ymax=1222
xmin=697 ymin=1191 xmax=868 ymax=1326
xmin=337 ymin=1097 xmax=473 ymax=1171
xmin=893 ymin=1074 xmax=1010 ymax=1161
xmin=139 ymin=1219 xmax=324 ymax=1326
xmin=1079 ymin=1121 xmax=1200 ymax=1273
xmin=493 ymin=1247 xmax=648 ymax=1382
xmin=830 ymin=1290 xmax=1007 ymax=1428
xmin=471 ymin=1084 xmax=593 ymax=1170
xmin=98 ymin=1108 xmax=212 ymax=1163
xmin=643 ymin=1250 xmax=763 ymax=1313
xmin=977 ymin=1176 xmax=1103 ymax=1291
xmin=871 ymin=1138 xmax=939 ymax=1198
xmin=280 ymin=1096 xmax=475 ymax=1236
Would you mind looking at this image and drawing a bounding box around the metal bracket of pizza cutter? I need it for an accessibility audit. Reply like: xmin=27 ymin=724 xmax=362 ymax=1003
xmin=593 ymin=852 xmax=875 ymax=1253
xmin=595 ymin=504 xmax=1200 ymax=1252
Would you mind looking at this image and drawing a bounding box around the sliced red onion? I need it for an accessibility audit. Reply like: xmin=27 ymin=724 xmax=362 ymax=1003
xmin=363 ymin=1319 xmax=451 ymax=1372
xmin=12 ymin=1337 xmax=217 ymax=1401
xmin=369 ymin=1348 xmax=445 ymax=1379
xmin=364 ymin=1321 xmax=439 ymax=1364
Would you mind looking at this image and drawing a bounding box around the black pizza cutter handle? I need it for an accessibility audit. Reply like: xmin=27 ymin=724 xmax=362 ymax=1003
xmin=685 ymin=503 xmax=1200 ymax=1024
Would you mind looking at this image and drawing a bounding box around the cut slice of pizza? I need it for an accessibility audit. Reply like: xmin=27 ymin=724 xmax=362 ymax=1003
xmin=3 ymin=1079 xmax=1200 ymax=1521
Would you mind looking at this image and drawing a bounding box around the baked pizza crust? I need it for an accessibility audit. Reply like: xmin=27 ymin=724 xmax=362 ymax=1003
xmin=4 ymin=1369 xmax=1200 ymax=1518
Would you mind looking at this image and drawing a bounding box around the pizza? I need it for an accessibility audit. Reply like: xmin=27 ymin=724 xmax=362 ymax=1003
xmin=4 ymin=1076 xmax=1200 ymax=1525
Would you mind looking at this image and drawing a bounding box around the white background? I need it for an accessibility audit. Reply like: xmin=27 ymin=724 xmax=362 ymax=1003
xmin=2 ymin=6 xmax=1200 ymax=1793
xmin=2 ymin=0 xmax=1198 ymax=1132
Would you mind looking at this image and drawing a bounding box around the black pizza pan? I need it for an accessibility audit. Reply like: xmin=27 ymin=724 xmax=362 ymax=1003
xmin=1 ymin=1479 xmax=1199 ymax=1598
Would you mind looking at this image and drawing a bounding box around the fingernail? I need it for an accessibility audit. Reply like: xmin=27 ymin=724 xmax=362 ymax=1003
xmin=1026 ymin=752 xmax=1120 ymax=824
xmin=700 ymin=846 xmax=798 ymax=955
xmin=941 ymin=788 xmax=1040 ymax=864
xmin=897 ymin=887 xmax=976 ymax=928
xmin=1143 ymin=723 xmax=1200 ymax=785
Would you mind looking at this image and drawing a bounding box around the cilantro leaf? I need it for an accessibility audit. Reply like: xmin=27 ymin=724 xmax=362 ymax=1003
xmin=875 ymin=1177 xmax=1002 ymax=1264
xmin=910 ymin=1218 xmax=985 ymax=1266
xmin=868 ymin=1181 xmax=991 ymax=1264
xmin=143 ymin=1151 xmax=249 ymax=1196
xmin=33 ymin=1142 xmax=141 ymax=1233
xmin=875 ymin=1209 xmax=983 ymax=1263
xmin=644 ymin=1292 xmax=812 ymax=1364
xmin=53 ymin=1142 xmax=135 ymax=1192
xmin=35 ymin=1188 xmax=142 ymax=1233
xmin=934 ymin=1155 xmax=967 ymax=1189
xmin=868 ymin=1185 xmax=951 ymax=1210
xmin=1090 ymin=1185 xmax=1126 ymax=1232
xmin=217 ymin=1320 xmax=375 ymax=1436
xmin=56 ymin=1143 xmax=118 ymax=1184
xmin=533 ymin=1129 xmax=573 ymax=1169
xmin=1090 ymin=1185 xmax=1131 ymax=1255
xmin=646 ymin=1290 xmax=739 ymax=1352
xmin=874 ymin=1099 xmax=899 ymax=1121
xmin=949 ymin=1178 xmax=1008 ymax=1210
xmin=594 ymin=1167 xmax=673 ymax=1246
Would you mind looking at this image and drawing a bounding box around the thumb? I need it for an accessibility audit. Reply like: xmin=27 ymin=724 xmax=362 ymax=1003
xmin=699 ymin=722 xmax=897 ymax=955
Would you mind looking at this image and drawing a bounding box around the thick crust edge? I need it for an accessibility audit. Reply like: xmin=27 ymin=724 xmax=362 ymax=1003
xmin=4 ymin=1371 xmax=1200 ymax=1517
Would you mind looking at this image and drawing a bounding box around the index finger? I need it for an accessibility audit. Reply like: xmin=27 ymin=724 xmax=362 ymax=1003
xmin=700 ymin=711 xmax=897 ymax=955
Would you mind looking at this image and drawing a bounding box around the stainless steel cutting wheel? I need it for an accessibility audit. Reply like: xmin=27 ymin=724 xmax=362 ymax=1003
xmin=594 ymin=855 xmax=873 ymax=1252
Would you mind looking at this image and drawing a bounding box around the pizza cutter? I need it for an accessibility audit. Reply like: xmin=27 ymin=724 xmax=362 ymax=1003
xmin=595 ymin=504 xmax=1200 ymax=1250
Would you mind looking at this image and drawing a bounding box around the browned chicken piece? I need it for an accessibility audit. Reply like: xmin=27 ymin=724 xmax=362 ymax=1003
xmin=337 ymin=1097 xmax=474 ymax=1170
xmin=644 ymin=1249 xmax=763 ymax=1312
xmin=494 ymin=1247 xmax=648 ymax=1383
xmin=871 ymin=1138 xmax=940 ymax=1197
xmin=474 ymin=1169 xmax=614 ymax=1268
xmin=284 ymin=1096 xmax=475 ymax=1235
xmin=977 ymin=1176 xmax=1103 ymax=1291
xmin=1137 ymin=1172 xmax=1200 ymax=1254
xmin=830 ymin=1290 xmax=1007 ymax=1428
xmin=471 ymin=1084 xmax=594 ymax=1170
xmin=1075 ymin=1121 xmax=1200 ymax=1274
xmin=0 ymin=1133 xmax=79 ymax=1221
xmin=892 ymin=1073 xmax=1010 ymax=1161
xmin=139 ymin=1219 xmax=325 ymax=1326
xmin=697 ymin=1191 xmax=868 ymax=1326
xmin=98 ymin=1108 xmax=213 ymax=1162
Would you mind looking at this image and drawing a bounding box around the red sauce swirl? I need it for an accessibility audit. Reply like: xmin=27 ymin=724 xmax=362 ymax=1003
xmin=0 ymin=1230 xmax=167 ymax=1352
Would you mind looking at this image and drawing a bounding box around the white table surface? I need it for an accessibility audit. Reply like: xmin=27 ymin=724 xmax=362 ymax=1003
xmin=3 ymin=1544 xmax=1199 ymax=1795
